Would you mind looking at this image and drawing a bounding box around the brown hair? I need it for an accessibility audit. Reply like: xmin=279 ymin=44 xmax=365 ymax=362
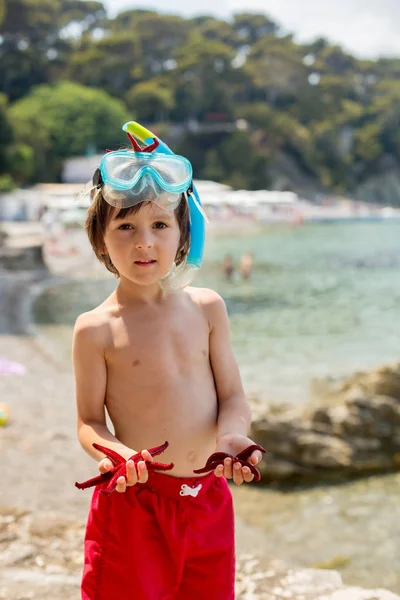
xmin=85 ymin=189 xmax=191 ymax=277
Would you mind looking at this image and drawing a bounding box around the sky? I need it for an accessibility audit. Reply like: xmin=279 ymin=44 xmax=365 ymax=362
xmin=102 ymin=0 xmax=400 ymax=59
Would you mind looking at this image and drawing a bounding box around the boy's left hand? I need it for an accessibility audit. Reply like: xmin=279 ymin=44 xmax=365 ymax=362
xmin=214 ymin=434 xmax=264 ymax=485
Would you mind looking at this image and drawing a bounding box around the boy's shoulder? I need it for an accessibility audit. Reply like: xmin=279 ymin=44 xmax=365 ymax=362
xmin=75 ymin=302 xmax=111 ymax=328
xmin=185 ymin=286 xmax=225 ymax=307
xmin=184 ymin=287 xmax=227 ymax=326
xmin=73 ymin=300 xmax=114 ymax=346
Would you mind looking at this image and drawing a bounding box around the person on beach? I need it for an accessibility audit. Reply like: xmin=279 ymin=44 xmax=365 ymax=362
xmin=240 ymin=250 xmax=253 ymax=281
xmin=222 ymin=253 xmax=235 ymax=281
xmin=73 ymin=123 xmax=264 ymax=600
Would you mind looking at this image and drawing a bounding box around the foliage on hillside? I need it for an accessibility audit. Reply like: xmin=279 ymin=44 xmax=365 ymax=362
xmin=1 ymin=1 xmax=400 ymax=200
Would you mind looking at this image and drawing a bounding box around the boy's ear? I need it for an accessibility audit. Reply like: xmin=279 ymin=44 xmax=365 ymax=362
xmin=99 ymin=240 xmax=108 ymax=256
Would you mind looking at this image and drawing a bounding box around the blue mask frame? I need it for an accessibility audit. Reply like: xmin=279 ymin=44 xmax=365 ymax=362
xmin=122 ymin=122 xmax=205 ymax=270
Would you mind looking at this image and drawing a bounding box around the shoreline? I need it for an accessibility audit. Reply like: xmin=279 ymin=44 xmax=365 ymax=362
xmin=0 ymin=235 xmax=105 ymax=516
xmin=0 ymin=267 xmax=93 ymax=517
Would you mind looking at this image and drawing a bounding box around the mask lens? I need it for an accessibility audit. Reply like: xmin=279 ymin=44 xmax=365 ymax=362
xmin=101 ymin=151 xmax=192 ymax=193
xmin=101 ymin=182 xmax=182 ymax=211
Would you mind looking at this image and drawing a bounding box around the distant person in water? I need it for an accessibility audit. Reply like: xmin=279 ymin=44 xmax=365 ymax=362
xmin=240 ymin=251 xmax=253 ymax=281
xmin=222 ymin=253 xmax=234 ymax=281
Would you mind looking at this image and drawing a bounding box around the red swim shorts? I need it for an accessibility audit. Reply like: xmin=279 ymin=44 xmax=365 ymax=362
xmin=81 ymin=470 xmax=235 ymax=600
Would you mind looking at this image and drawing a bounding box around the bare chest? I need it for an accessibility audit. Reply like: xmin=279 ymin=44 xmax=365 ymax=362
xmin=105 ymin=310 xmax=210 ymax=379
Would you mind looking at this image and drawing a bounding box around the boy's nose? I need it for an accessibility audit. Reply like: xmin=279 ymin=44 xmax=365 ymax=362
xmin=135 ymin=237 xmax=153 ymax=249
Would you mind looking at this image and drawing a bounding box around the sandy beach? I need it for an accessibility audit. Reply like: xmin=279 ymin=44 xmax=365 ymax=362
xmin=0 ymin=239 xmax=101 ymax=598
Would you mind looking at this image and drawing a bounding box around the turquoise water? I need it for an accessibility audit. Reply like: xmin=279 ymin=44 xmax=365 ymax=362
xmin=34 ymin=221 xmax=400 ymax=405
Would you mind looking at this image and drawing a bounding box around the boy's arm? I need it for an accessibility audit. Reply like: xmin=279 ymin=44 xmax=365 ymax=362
xmin=206 ymin=291 xmax=252 ymax=439
xmin=73 ymin=313 xmax=134 ymax=462
xmin=206 ymin=290 xmax=263 ymax=483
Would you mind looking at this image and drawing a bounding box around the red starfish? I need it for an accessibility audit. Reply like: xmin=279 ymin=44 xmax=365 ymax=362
xmin=193 ymin=444 xmax=266 ymax=482
xmin=75 ymin=441 xmax=173 ymax=495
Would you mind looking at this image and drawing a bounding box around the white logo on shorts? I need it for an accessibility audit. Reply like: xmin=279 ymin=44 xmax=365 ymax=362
xmin=180 ymin=484 xmax=202 ymax=498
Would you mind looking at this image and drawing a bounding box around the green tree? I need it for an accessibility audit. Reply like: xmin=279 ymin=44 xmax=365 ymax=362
xmin=0 ymin=0 xmax=105 ymax=100
xmin=193 ymin=17 xmax=240 ymax=49
xmin=111 ymin=10 xmax=190 ymax=78
xmin=0 ymin=93 xmax=16 ymax=189
xmin=0 ymin=0 xmax=5 ymax=25
xmin=246 ymin=36 xmax=309 ymax=106
xmin=232 ymin=13 xmax=279 ymax=45
xmin=173 ymin=35 xmax=237 ymax=121
xmin=68 ymin=32 xmax=139 ymax=96
xmin=9 ymin=81 xmax=129 ymax=182
xmin=315 ymin=45 xmax=357 ymax=75
xmin=126 ymin=80 xmax=174 ymax=122
xmin=0 ymin=93 xmax=13 ymax=163
xmin=202 ymin=131 xmax=270 ymax=190
xmin=2 ymin=5 xmax=400 ymax=197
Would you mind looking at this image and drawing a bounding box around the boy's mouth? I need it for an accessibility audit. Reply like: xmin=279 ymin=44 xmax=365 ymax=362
xmin=134 ymin=259 xmax=157 ymax=266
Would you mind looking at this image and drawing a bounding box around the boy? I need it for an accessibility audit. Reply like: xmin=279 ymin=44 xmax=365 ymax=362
xmin=73 ymin=123 xmax=264 ymax=600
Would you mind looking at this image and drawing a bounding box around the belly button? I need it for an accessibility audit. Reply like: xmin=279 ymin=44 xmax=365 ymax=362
xmin=187 ymin=451 xmax=196 ymax=463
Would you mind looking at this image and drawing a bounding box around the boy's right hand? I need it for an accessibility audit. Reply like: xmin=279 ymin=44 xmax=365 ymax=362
xmin=98 ymin=449 xmax=153 ymax=493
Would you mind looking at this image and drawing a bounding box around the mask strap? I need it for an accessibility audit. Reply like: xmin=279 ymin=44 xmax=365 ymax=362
xmin=75 ymin=181 xmax=98 ymax=205
xmin=186 ymin=183 xmax=209 ymax=223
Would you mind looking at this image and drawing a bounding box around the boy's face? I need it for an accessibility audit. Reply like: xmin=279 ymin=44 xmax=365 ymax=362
xmin=103 ymin=201 xmax=181 ymax=286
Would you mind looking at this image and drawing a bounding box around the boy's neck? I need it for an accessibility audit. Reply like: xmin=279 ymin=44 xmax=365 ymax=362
xmin=115 ymin=277 xmax=167 ymax=306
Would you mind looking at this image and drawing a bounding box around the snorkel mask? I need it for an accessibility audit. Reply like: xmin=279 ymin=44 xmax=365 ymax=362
xmin=84 ymin=121 xmax=206 ymax=292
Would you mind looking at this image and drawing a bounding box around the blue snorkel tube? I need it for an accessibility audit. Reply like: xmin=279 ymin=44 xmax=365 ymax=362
xmin=122 ymin=122 xmax=206 ymax=290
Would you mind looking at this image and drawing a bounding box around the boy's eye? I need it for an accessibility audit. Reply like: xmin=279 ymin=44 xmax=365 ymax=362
xmin=154 ymin=222 xmax=167 ymax=229
xmin=118 ymin=223 xmax=133 ymax=230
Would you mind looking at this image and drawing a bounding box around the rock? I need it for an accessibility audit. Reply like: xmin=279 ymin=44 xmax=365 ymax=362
xmin=251 ymin=362 xmax=400 ymax=483
xmin=296 ymin=433 xmax=353 ymax=468
xmin=0 ymin=542 xmax=36 ymax=567
xmin=0 ymin=245 xmax=47 ymax=271
xmin=260 ymin=455 xmax=299 ymax=479
xmin=29 ymin=513 xmax=77 ymax=538
xmin=235 ymin=554 xmax=400 ymax=600
xmin=326 ymin=589 xmax=400 ymax=600
xmin=0 ymin=223 xmax=47 ymax=271
xmin=338 ymin=365 xmax=400 ymax=402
